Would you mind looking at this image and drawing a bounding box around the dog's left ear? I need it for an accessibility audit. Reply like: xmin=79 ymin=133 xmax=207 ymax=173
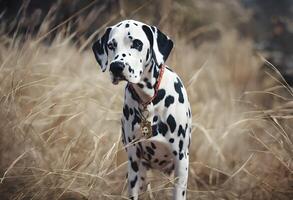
xmin=92 ymin=27 xmax=112 ymax=72
xmin=142 ymin=25 xmax=173 ymax=66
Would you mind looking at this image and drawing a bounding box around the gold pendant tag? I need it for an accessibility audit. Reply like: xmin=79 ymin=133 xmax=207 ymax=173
xmin=141 ymin=120 xmax=152 ymax=138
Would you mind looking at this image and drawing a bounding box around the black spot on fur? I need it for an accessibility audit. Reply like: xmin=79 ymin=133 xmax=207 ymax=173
xmin=137 ymin=83 xmax=144 ymax=88
xmin=130 ymin=157 xmax=139 ymax=172
xmin=132 ymin=108 xmax=142 ymax=131
xmin=153 ymin=116 xmax=158 ymax=123
xmin=136 ymin=147 xmax=141 ymax=158
xmin=128 ymin=67 xmax=134 ymax=73
xmin=121 ymin=121 xmax=126 ymax=145
xmin=182 ymin=190 xmax=185 ymax=196
xmin=167 ymin=114 xmax=176 ymax=133
xmin=123 ymin=104 xmax=129 ymax=120
xmin=131 ymin=39 xmax=143 ymax=51
xmin=158 ymin=122 xmax=168 ymax=136
xmin=179 ymin=153 xmax=184 ymax=160
xmin=116 ymin=23 xmax=122 ymax=27
xmin=146 ymin=48 xmax=150 ymax=61
xmin=127 ymin=85 xmax=140 ymax=102
xmin=152 ymin=124 xmax=158 ymax=136
xmin=125 ymin=23 xmax=129 ymax=28
xmin=164 ymin=95 xmax=174 ymax=108
xmin=169 ymin=138 xmax=174 ymax=143
xmin=174 ymin=78 xmax=184 ymax=103
xmin=130 ymin=175 xmax=138 ymax=188
xmin=146 ymin=82 xmax=152 ymax=89
xmin=138 ymin=142 xmax=143 ymax=151
xmin=179 ymin=140 xmax=184 ymax=152
xmin=129 ymin=108 xmax=133 ymax=115
xmin=143 ymin=78 xmax=152 ymax=89
xmin=133 ymin=22 xmax=138 ymax=26
xmin=173 ymin=151 xmax=177 ymax=156
xmin=159 ymin=160 xmax=167 ymax=166
xmin=146 ymin=146 xmax=155 ymax=155
xmin=153 ymin=66 xmax=159 ymax=79
xmin=142 ymin=161 xmax=151 ymax=169
xmin=151 ymin=142 xmax=156 ymax=149
xmin=178 ymin=125 xmax=186 ymax=138
xmin=122 ymin=53 xmax=126 ymax=57
xmin=148 ymin=61 xmax=154 ymax=72
xmin=146 ymin=153 xmax=152 ymax=161
xmin=153 ymin=89 xmax=166 ymax=105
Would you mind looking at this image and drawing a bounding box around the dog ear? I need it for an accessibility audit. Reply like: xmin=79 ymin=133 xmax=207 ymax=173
xmin=142 ymin=25 xmax=173 ymax=66
xmin=92 ymin=27 xmax=112 ymax=72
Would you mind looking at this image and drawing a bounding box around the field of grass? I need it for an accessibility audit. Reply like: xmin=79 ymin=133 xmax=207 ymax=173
xmin=0 ymin=2 xmax=293 ymax=199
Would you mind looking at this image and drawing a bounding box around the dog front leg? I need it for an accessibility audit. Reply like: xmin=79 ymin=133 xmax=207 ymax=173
xmin=173 ymin=150 xmax=189 ymax=200
xmin=127 ymin=148 xmax=147 ymax=199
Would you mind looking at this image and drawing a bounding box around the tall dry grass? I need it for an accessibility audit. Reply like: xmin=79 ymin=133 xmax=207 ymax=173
xmin=1 ymin=8 xmax=293 ymax=200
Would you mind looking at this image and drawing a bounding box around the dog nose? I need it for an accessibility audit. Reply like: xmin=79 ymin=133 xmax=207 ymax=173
xmin=110 ymin=62 xmax=125 ymax=76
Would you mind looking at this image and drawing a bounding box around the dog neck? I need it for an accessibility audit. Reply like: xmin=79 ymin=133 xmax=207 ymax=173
xmin=128 ymin=60 xmax=162 ymax=107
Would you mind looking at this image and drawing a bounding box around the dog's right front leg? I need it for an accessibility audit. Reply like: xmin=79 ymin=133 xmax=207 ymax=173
xmin=127 ymin=146 xmax=147 ymax=200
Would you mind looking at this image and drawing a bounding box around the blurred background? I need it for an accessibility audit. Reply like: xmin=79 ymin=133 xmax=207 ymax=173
xmin=0 ymin=0 xmax=292 ymax=199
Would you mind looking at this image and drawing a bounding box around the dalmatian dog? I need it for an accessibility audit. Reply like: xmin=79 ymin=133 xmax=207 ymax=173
xmin=92 ymin=20 xmax=192 ymax=200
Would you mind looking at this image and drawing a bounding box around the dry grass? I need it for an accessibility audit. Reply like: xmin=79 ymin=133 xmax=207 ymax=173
xmin=1 ymin=6 xmax=293 ymax=200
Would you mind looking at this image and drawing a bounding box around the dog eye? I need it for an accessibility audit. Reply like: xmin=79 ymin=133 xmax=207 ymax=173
xmin=131 ymin=39 xmax=143 ymax=51
xmin=108 ymin=40 xmax=117 ymax=51
xmin=107 ymin=43 xmax=115 ymax=50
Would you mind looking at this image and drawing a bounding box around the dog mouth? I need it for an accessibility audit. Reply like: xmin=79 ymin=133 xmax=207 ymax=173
xmin=112 ymin=75 xmax=126 ymax=85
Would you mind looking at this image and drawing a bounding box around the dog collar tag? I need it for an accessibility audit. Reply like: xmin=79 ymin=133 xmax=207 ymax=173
xmin=141 ymin=120 xmax=152 ymax=138
xmin=140 ymin=107 xmax=152 ymax=138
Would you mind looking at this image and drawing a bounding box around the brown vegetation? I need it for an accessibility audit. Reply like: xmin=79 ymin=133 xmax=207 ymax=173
xmin=0 ymin=0 xmax=292 ymax=199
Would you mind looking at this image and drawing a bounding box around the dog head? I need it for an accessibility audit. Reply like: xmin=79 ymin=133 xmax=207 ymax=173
xmin=92 ymin=20 xmax=173 ymax=85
